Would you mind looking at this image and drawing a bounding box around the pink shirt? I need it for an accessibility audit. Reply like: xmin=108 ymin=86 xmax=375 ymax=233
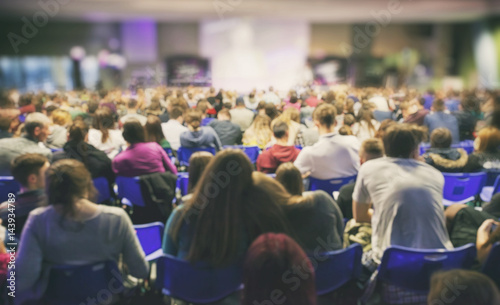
xmin=112 ymin=142 xmax=177 ymax=177
xmin=284 ymin=102 xmax=301 ymax=111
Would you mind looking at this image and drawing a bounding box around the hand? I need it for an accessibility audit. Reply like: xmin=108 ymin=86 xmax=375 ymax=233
xmin=302 ymin=171 xmax=311 ymax=179
xmin=477 ymin=219 xmax=499 ymax=249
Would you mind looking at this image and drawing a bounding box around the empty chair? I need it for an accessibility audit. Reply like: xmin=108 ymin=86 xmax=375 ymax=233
xmin=42 ymin=261 xmax=123 ymax=305
xmin=134 ymin=222 xmax=165 ymax=261
xmin=377 ymin=243 xmax=476 ymax=293
xmin=177 ymin=147 xmax=216 ymax=167
xmin=309 ymin=175 xmax=357 ymax=197
xmin=177 ymin=172 xmax=189 ymax=197
xmin=442 ymin=172 xmax=487 ymax=206
xmin=480 ymin=175 xmax=500 ymax=202
xmin=116 ymin=176 xmax=145 ymax=207
xmin=93 ymin=177 xmax=112 ymax=204
xmin=482 ymin=242 xmax=500 ymax=287
xmin=223 ymin=145 xmax=260 ymax=164
xmin=0 ymin=176 xmax=20 ymax=200
xmin=155 ymin=254 xmax=242 ymax=304
xmin=315 ymin=243 xmax=363 ymax=295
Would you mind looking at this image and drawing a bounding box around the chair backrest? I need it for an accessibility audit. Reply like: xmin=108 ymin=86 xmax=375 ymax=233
xmin=177 ymin=172 xmax=190 ymax=196
xmin=164 ymin=147 xmax=176 ymax=164
xmin=482 ymin=242 xmax=500 ymax=287
xmin=419 ymin=143 xmax=431 ymax=156
xmin=223 ymin=145 xmax=260 ymax=164
xmin=177 ymin=147 xmax=216 ymax=167
xmin=315 ymin=244 xmax=363 ymax=295
xmin=0 ymin=176 xmax=20 ymax=200
xmin=156 ymin=255 xmax=243 ymax=304
xmin=442 ymin=172 xmax=486 ymax=205
xmin=92 ymin=177 xmax=111 ymax=204
xmin=201 ymin=117 xmax=215 ymax=126
xmin=43 ymin=261 xmax=122 ymax=305
xmin=377 ymin=243 xmax=477 ymax=292
xmin=309 ymin=175 xmax=357 ymax=196
xmin=134 ymin=222 xmax=165 ymax=261
xmin=454 ymin=140 xmax=475 ymax=154
xmin=116 ymin=176 xmax=145 ymax=207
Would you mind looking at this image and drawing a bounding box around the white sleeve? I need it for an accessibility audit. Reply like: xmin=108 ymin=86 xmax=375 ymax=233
xmin=293 ymin=149 xmax=313 ymax=174
xmin=352 ymin=166 xmax=371 ymax=204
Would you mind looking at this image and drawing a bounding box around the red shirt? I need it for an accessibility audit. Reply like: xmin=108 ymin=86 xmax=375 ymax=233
xmin=257 ymin=144 xmax=301 ymax=173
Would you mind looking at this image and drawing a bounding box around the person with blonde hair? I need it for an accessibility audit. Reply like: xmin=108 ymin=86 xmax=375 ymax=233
xmin=270 ymin=107 xmax=303 ymax=146
xmin=464 ymin=126 xmax=500 ymax=172
xmin=46 ymin=108 xmax=72 ymax=149
xmin=243 ymin=114 xmax=273 ymax=149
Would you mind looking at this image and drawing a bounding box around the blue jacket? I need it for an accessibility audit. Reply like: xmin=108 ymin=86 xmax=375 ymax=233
xmin=424 ymin=112 xmax=460 ymax=144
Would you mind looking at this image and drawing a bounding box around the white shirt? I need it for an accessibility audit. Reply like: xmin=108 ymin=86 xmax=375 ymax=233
xmin=230 ymin=107 xmax=255 ymax=132
xmin=161 ymin=119 xmax=188 ymax=151
xmin=352 ymin=157 xmax=453 ymax=263
xmin=351 ymin=119 xmax=380 ymax=142
xmin=119 ymin=113 xmax=147 ymax=126
xmin=294 ymin=133 xmax=360 ymax=179
xmin=88 ymin=128 xmax=126 ymax=159
xmin=369 ymin=96 xmax=389 ymax=111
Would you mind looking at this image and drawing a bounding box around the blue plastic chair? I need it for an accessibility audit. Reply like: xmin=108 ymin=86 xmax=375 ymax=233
xmin=482 ymin=242 xmax=500 ymax=287
xmin=201 ymin=118 xmax=215 ymax=126
xmin=480 ymin=175 xmax=500 ymax=202
xmin=177 ymin=172 xmax=190 ymax=196
xmin=155 ymin=255 xmax=243 ymax=303
xmin=116 ymin=176 xmax=145 ymax=207
xmin=223 ymin=145 xmax=260 ymax=164
xmin=315 ymin=243 xmax=363 ymax=295
xmin=134 ymin=222 xmax=165 ymax=261
xmin=419 ymin=143 xmax=431 ymax=156
xmin=92 ymin=177 xmax=111 ymax=204
xmin=377 ymin=243 xmax=477 ymax=292
xmin=309 ymin=175 xmax=357 ymax=197
xmin=164 ymin=147 xmax=176 ymax=164
xmin=43 ymin=261 xmax=122 ymax=305
xmin=177 ymin=147 xmax=216 ymax=167
xmin=0 ymin=176 xmax=20 ymax=201
xmin=455 ymin=140 xmax=474 ymax=154
xmin=442 ymin=172 xmax=487 ymax=206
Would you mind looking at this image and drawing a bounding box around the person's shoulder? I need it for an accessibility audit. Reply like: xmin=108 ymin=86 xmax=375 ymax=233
xmin=98 ymin=205 xmax=129 ymax=221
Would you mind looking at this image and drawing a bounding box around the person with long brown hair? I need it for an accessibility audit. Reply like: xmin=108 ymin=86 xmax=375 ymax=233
xmin=352 ymin=106 xmax=380 ymax=141
xmin=162 ymin=149 xmax=291 ymax=267
xmin=16 ymin=159 xmax=148 ymax=302
xmin=242 ymin=233 xmax=316 ymax=305
xmin=145 ymin=115 xmax=171 ymax=149
xmin=88 ymin=108 xmax=125 ymax=158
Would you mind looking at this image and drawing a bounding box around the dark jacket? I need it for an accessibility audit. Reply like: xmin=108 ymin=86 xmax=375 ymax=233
xmin=453 ymin=110 xmax=477 ymax=141
xmin=135 ymin=171 xmax=177 ymax=224
xmin=423 ymin=148 xmax=468 ymax=172
xmin=208 ymin=120 xmax=242 ymax=146
xmin=463 ymin=151 xmax=500 ymax=173
xmin=257 ymin=144 xmax=301 ymax=173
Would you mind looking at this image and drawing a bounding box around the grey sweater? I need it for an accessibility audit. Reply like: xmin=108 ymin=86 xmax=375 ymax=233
xmin=16 ymin=205 xmax=148 ymax=300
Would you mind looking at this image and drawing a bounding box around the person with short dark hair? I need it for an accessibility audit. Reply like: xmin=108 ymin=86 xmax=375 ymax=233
xmin=0 ymin=112 xmax=52 ymax=175
xmin=242 ymin=233 xmax=316 ymax=305
xmin=424 ymin=99 xmax=460 ymax=144
xmin=208 ymin=109 xmax=242 ymax=146
xmin=0 ymin=116 xmax=12 ymax=139
xmin=353 ymin=124 xmax=452 ymax=266
xmin=161 ymin=106 xmax=188 ymax=151
xmin=119 ymin=98 xmax=147 ymax=127
xmin=454 ymin=94 xmax=480 ymax=141
xmin=423 ymin=127 xmax=468 ymax=172
xmin=257 ymin=120 xmax=301 ymax=173
xmin=16 ymin=159 xmax=149 ymax=303
xmin=294 ymin=104 xmax=360 ymax=179
xmin=428 ymin=270 xmax=500 ymax=305
xmin=112 ymin=120 xmax=177 ymax=177
xmin=0 ymin=154 xmax=49 ymax=238
xmin=180 ymin=109 xmax=222 ymax=151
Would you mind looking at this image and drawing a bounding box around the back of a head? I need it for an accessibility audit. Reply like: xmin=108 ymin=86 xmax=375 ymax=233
xmin=289 ymin=95 xmax=298 ymax=104
xmin=52 ymin=109 xmax=72 ymax=126
xmin=46 ymin=159 xmax=95 ymax=217
xmin=428 ymin=270 xmax=500 ymax=305
xmin=24 ymin=112 xmax=51 ymax=138
xmin=477 ymin=127 xmax=500 ymax=153
xmin=188 ymin=151 xmax=214 ymax=192
xmin=196 ymin=100 xmax=210 ymax=115
xmin=11 ymin=153 xmax=48 ymax=188
xmin=170 ymin=106 xmax=184 ymax=120
xmin=312 ymin=103 xmax=336 ymax=128
xmin=273 ymin=120 xmax=289 ymax=139
xmin=432 ymin=99 xmax=446 ymax=112
xmin=243 ymin=233 xmax=316 ymax=305
xmin=218 ymin=108 xmax=231 ymax=120
xmin=361 ymin=138 xmax=385 ymax=161
xmin=283 ymin=107 xmax=300 ymax=123
xmin=383 ymin=124 xmax=418 ymax=158
xmin=68 ymin=121 xmax=89 ymax=143
xmin=236 ymin=97 xmax=245 ymax=107
xmin=185 ymin=109 xmax=202 ymax=130
xmin=0 ymin=116 xmax=12 ymax=131
xmin=122 ymin=120 xmax=145 ymax=144
xmin=430 ymin=128 xmax=452 ymax=149
xmin=265 ymin=103 xmax=279 ymax=120
xmin=375 ymin=119 xmax=397 ymax=139
xmin=127 ymin=98 xmax=138 ymax=110
xmin=343 ymin=114 xmax=355 ymax=126
xmin=145 ymin=115 xmax=164 ymax=143
xmin=275 ymin=162 xmax=303 ymax=196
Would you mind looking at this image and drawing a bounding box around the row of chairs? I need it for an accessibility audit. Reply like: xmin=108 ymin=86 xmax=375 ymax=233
xmin=419 ymin=140 xmax=475 ymax=155
xmin=42 ymin=224 xmax=500 ymax=305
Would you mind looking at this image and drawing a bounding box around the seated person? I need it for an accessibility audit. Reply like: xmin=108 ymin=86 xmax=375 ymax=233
xmin=257 ymin=120 xmax=301 ymax=173
xmin=112 ymin=120 xmax=177 ymax=177
xmin=46 ymin=108 xmax=72 ymax=149
xmin=243 ymin=114 xmax=273 ymax=149
xmin=16 ymin=159 xmax=149 ymax=303
xmin=254 ymin=171 xmax=344 ymax=252
xmin=337 ymin=138 xmax=384 ymax=220
xmin=180 ymin=109 xmax=222 ymax=151
xmin=0 ymin=112 xmax=52 ymax=176
xmin=145 ymin=115 xmax=171 ymax=149
xmin=423 ymin=128 xmax=468 ymax=172
xmin=53 ymin=121 xmax=115 ymax=187
xmin=464 ymin=127 xmax=500 ymax=172
xmin=0 ymin=154 xmax=49 ymax=239
xmin=428 ymin=270 xmax=500 ymax=305
xmin=88 ymin=108 xmax=126 ymax=159
xmin=242 ymin=233 xmax=316 ymax=305
xmin=180 ymin=151 xmax=214 ymax=205
xmin=208 ymin=109 xmax=242 ymax=146
xmin=275 ymin=162 xmax=304 ymax=196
